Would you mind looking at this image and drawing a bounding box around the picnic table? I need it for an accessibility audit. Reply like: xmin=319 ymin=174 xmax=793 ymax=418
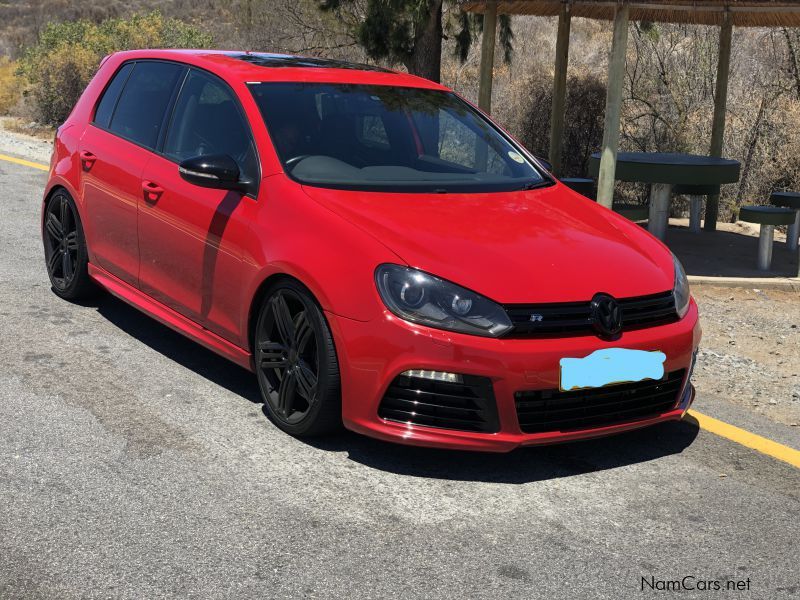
xmin=588 ymin=152 xmax=741 ymax=240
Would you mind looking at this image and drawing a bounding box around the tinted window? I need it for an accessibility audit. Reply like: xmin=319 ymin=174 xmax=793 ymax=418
xmin=109 ymin=61 xmax=184 ymax=149
xmin=93 ymin=62 xmax=133 ymax=128
xmin=164 ymin=69 xmax=258 ymax=183
xmin=249 ymin=82 xmax=546 ymax=193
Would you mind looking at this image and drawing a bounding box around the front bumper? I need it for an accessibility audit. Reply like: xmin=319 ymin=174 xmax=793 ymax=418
xmin=326 ymin=301 xmax=701 ymax=452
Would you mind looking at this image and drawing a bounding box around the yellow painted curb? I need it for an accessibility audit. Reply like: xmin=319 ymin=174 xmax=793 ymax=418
xmin=688 ymin=410 xmax=800 ymax=469
xmin=0 ymin=153 xmax=49 ymax=172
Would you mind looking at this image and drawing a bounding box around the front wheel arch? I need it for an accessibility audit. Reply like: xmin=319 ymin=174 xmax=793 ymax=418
xmin=247 ymin=273 xmax=334 ymax=356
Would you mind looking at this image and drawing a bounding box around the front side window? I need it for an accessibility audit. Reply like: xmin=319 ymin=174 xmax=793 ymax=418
xmin=163 ymin=69 xmax=258 ymax=184
xmin=108 ymin=61 xmax=184 ymax=149
xmin=249 ymin=82 xmax=547 ymax=193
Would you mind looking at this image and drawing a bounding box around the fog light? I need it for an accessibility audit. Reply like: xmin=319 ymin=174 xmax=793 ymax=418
xmin=402 ymin=369 xmax=463 ymax=384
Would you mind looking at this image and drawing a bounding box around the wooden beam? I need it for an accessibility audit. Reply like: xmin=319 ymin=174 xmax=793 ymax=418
xmin=704 ymin=11 xmax=733 ymax=231
xmin=596 ymin=2 xmax=630 ymax=208
xmin=548 ymin=2 xmax=572 ymax=175
xmin=478 ymin=0 xmax=498 ymax=113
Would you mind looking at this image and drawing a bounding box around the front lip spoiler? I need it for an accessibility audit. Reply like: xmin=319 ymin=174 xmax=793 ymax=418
xmin=346 ymin=387 xmax=696 ymax=453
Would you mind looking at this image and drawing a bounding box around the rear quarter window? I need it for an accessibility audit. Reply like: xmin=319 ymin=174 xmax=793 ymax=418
xmin=93 ymin=62 xmax=134 ymax=129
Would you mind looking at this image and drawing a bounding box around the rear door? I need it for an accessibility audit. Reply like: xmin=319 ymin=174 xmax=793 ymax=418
xmin=138 ymin=68 xmax=259 ymax=342
xmin=79 ymin=60 xmax=186 ymax=286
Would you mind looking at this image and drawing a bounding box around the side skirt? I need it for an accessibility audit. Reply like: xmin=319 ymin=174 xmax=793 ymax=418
xmin=88 ymin=263 xmax=254 ymax=372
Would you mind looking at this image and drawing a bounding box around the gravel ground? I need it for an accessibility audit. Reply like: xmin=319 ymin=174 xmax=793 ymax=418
xmin=692 ymin=286 xmax=800 ymax=427
xmin=0 ymin=119 xmax=53 ymax=164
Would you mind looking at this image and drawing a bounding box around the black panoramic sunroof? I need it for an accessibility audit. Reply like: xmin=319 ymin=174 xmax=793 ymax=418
xmin=229 ymin=52 xmax=392 ymax=73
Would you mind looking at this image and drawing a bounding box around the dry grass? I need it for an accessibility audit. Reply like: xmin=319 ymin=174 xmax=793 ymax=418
xmin=0 ymin=58 xmax=21 ymax=115
xmin=1 ymin=117 xmax=55 ymax=141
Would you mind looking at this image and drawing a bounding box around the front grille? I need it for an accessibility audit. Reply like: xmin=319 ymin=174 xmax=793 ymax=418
xmin=504 ymin=291 xmax=677 ymax=337
xmin=378 ymin=373 xmax=500 ymax=433
xmin=515 ymin=369 xmax=686 ymax=434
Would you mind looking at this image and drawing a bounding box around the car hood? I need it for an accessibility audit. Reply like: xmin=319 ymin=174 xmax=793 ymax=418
xmin=301 ymin=183 xmax=674 ymax=304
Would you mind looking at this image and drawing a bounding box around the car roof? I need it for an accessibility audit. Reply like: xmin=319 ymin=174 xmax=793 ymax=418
xmin=107 ymin=49 xmax=448 ymax=91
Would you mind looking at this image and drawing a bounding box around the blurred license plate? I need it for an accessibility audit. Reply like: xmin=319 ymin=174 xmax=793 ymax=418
xmin=559 ymin=348 xmax=666 ymax=392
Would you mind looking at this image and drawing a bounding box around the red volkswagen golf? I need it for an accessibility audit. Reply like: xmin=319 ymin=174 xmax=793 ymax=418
xmin=42 ymin=49 xmax=700 ymax=451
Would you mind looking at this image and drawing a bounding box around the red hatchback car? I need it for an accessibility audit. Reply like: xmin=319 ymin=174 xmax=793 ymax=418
xmin=43 ymin=49 xmax=700 ymax=451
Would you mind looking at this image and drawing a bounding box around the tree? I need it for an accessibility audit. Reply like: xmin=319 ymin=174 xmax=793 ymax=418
xmin=319 ymin=0 xmax=512 ymax=83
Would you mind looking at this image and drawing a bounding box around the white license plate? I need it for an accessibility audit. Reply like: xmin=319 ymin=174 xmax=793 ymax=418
xmin=559 ymin=348 xmax=666 ymax=392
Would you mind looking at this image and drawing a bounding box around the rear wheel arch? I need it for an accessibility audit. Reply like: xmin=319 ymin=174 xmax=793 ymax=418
xmin=43 ymin=185 xmax=69 ymax=230
xmin=44 ymin=182 xmax=81 ymax=218
xmin=42 ymin=187 xmax=96 ymax=300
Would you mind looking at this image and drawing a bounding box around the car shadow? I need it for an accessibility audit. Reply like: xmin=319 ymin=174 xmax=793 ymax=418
xmin=94 ymin=293 xmax=700 ymax=484
xmin=95 ymin=293 xmax=261 ymax=404
xmin=307 ymin=418 xmax=700 ymax=483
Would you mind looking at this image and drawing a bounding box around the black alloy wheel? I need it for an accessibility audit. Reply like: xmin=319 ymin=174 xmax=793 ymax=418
xmin=43 ymin=191 xmax=95 ymax=300
xmin=255 ymin=281 xmax=341 ymax=436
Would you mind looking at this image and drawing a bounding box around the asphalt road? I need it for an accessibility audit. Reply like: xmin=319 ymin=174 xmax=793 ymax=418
xmin=1 ymin=159 xmax=799 ymax=599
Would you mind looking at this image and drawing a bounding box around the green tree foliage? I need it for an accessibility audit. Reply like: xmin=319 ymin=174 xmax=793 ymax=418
xmin=17 ymin=11 xmax=213 ymax=125
xmin=319 ymin=0 xmax=512 ymax=82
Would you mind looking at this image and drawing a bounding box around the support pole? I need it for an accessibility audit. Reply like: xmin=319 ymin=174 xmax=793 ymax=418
xmin=689 ymin=195 xmax=703 ymax=233
xmin=757 ymin=224 xmax=774 ymax=271
xmin=477 ymin=1 xmax=498 ymax=113
xmin=705 ymin=12 xmax=733 ymax=231
xmin=648 ymin=183 xmax=673 ymax=241
xmin=787 ymin=210 xmax=799 ymax=252
xmin=548 ymin=2 xmax=571 ymax=175
xmin=596 ymin=3 xmax=630 ymax=209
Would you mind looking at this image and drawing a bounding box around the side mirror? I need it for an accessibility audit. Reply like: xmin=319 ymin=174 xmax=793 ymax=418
xmin=178 ymin=154 xmax=249 ymax=193
xmin=534 ymin=156 xmax=552 ymax=172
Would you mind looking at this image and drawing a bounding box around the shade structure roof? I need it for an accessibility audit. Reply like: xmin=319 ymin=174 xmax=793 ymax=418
xmin=461 ymin=1 xmax=800 ymax=27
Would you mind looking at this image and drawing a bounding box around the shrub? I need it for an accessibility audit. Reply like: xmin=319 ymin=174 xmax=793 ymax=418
xmin=17 ymin=11 xmax=213 ymax=126
xmin=0 ymin=57 xmax=21 ymax=115
xmin=510 ymin=67 xmax=606 ymax=178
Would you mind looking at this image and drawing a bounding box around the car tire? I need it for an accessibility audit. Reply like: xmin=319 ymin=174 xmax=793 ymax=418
xmin=254 ymin=279 xmax=342 ymax=436
xmin=42 ymin=189 xmax=97 ymax=301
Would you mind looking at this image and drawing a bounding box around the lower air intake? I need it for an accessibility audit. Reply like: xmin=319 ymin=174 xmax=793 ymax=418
xmin=378 ymin=373 xmax=500 ymax=433
xmin=515 ymin=370 xmax=686 ymax=434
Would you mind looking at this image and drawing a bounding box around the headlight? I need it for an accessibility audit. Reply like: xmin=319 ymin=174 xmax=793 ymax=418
xmin=375 ymin=264 xmax=513 ymax=337
xmin=672 ymin=253 xmax=690 ymax=318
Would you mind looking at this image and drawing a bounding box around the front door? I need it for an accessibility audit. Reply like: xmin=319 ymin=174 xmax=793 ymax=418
xmin=138 ymin=68 xmax=260 ymax=343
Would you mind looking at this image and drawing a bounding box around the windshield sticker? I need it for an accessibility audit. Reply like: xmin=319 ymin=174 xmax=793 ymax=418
xmin=508 ymin=151 xmax=525 ymax=164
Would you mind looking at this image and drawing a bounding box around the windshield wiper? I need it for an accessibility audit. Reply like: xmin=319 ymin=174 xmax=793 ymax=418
xmin=520 ymin=180 xmax=550 ymax=191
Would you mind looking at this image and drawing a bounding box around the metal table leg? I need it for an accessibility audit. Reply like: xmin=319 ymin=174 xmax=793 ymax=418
xmin=648 ymin=183 xmax=672 ymax=241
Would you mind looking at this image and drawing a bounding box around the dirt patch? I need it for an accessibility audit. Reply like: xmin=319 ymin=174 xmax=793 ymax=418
xmin=693 ymin=284 xmax=800 ymax=427
xmin=667 ymin=219 xmax=798 ymax=279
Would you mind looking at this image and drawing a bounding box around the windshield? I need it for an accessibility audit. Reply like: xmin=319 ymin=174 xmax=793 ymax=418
xmin=248 ymin=82 xmax=548 ymax=193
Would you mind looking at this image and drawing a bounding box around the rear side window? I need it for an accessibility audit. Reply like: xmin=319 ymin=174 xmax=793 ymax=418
xmin=93 ymin=62 xmax=133 ymax=128
xmin=108 ymin=61 xmax=185 ymax=149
